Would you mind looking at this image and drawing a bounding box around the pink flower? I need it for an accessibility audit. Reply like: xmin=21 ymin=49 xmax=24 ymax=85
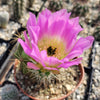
xmin=18 ymin=9 xmax=94 ymax=71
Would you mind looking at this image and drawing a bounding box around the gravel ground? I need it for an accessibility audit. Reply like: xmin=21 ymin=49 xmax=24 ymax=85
xmin=67 ymin=72 xmax=89 ymax=100
xmin=0 ymin=0 xmax=100 ymax=100
xmin=0 ymin=21 xmax=21 ymax=40
xmin=89 ymin=41 xmax=100 ymax=100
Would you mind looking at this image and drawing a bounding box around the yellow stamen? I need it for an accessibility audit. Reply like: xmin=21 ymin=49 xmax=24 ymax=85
xmin=38 ymin=35 xmax=67 ymax=59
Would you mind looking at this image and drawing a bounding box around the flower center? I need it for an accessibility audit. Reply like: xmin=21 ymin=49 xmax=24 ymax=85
xmin=38 ymin=35 xmax=67 ymax=59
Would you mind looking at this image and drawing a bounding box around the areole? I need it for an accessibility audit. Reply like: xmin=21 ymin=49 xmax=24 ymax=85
xmin=14 ymin=59 xmax=84 ymax=100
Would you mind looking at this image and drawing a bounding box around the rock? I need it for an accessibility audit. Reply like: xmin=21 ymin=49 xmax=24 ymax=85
xmin=0 ymin=21 xmax=21 ymax=40
xmin=59 ymin=85 xmax=62 ymax=89
xmin=50 ymin=88 xmax=55 ymax=94
xmin=49 ymin=84 xmax=53 ymax=88
xmin=21 ymin=96 xmax=30 ymax=100
xmin=20 ymin=76 xmax=23 ymax=79
xmin=31 ymin=86 xmax=34 ymax=89
xmin=83 ymin=80 xmax=87 ymax=86
xmin=77 ymin=95 xmax=80 ymax=100
xmin=65 ymin=84 xmax=73 ymax=92
xmin=46 ymin=96 xmax=49 ymax=99
xmin=62 ymin=85 xmax=67 ymax=94
xmin=0 ymin=43 xmax=7 ymax=56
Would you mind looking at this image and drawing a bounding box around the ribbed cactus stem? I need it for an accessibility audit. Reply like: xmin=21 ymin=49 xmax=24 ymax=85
xmin=13 ymin=0 xmax=21 ymax=21
xmin=20 ymin=0 xmax=24 ymax=15
xmin=28 ymin=0 xmax=34 ymax=8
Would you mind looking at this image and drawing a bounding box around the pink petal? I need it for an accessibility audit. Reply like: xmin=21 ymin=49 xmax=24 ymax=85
xmin=43 ymin=66 xmax=58 ymax=70
xmin=18 ymin=39 xmax=32 ymax=55
xmin=27 ymin=12 xmax=36 ymax=27
xmin=58 ymin=58 xmax=82 ymax=68
xmin=31 ymin=26 xmax=40 ymax=37
xmin=48 ymin=20 xmax=65 ymax=36
xmin=40 ymin=50 xmax=47 ymax=61
xmin=47 ymin=56 xmax=63 ymax=66
xmin=68 ymin=17 xmax=83 ymax=37
xmin=18 ymin=39 xmax=40 ymax=62
xmin=40 ymin=50 xmax=63 ymax=66
xmin=38 ymin=9 xmax=71 ymax=39
xmin=60 ymin=17 xmax=83 ymax=52
xmin=37 ymin=13 xmax=48 ymax=39
xmin=71 ymin=36 xmax=94 ymax=52
xmin=85 ymin=36 xmax=94 ymax=47
xmin=27 ymin=62 xmax=40 ymax=70
xmin=48 ymin=10 xmax=71 ymax=28
xmin=23 ymin=31 xmax=31 ymax=48
xmin=41 ymin=8 xmax=52 ymax=18
xmin=36 ymin=51 xmax=58 ymax=70
xmin=61 ymin=57 xmax=69 ymax=62
xmin=40 ymin=50 xmax=62 ymax=70
xmin=55 ymin=9 xmax=67 ymax=15
xmin=70 ymin=17 xmax=79 ymax=26
xmin=54 ymin=9 xmax=71 ymax=20
xmin=30 ymin=43 xmax=41 ymax=62
xmin=64 ymin=49 xmax=82 ymax=60
xmin=27 ymin=26 xmax=38 ymax=43
xmin=46 ymin=10 xmax=71 ymax=37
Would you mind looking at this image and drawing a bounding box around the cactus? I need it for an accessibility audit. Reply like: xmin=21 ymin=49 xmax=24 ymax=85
xmin=1 ymin=0 xmax=7 ymax=4
xmin=20 ymin=0 xmax=24 ymax=15
xmin=13 ymin=0 xmax=24 ymax=21
xmin=1 ymin=84 xmax=19 ymax=100
xmin=13 ymin=0 xmax=20 ymax=21
xmin=48 ymin=0 xmax=63 ymax=12
xmin=0 ymin=11 xmax=9 ymax=28
xmin=28 ymin=0 xmax=34 ymax=8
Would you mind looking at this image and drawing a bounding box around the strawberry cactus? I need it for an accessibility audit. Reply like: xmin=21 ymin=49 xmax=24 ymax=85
xmin=15 ymin=9 xmax=94 ymax=86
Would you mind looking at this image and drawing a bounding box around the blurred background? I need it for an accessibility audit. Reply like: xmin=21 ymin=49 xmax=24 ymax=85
xmin=0 ymin=0 xmax=100 ymax=100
